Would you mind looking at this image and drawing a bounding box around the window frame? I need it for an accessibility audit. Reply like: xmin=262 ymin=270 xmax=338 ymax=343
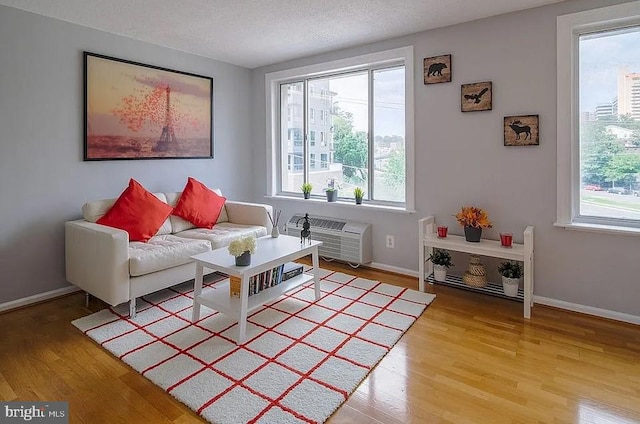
xmin=265 ymin=46 xmax=415 ymax=211
xmin=556 ymin=1 xmax=640 ymax=235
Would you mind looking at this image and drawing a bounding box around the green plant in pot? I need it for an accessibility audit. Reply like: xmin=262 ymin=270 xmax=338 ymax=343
xmin=427 ymin=249 xmax=453 ymax=282
xmin=353 ymin=187 xmax=364 ymax=205
xmin=301 ymin=182 xmax=313 ymax=199
xmin=497 ymin=261 xmax=522 ymax=297
xmin=325 ymin=178 xmax=339 ymax=202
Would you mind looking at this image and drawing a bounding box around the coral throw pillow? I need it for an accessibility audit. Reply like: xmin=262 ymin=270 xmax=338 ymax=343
xmin=173 ymin=177 xmax=226 ymax=229
xmin=97 ymin=179 xmax=173 ymax=242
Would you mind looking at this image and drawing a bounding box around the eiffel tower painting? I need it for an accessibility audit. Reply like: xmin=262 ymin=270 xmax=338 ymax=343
xmin=152 ymin=86 xmax=176 ymax=152
xmin=84 ymin=52 xmax=213 ymax=160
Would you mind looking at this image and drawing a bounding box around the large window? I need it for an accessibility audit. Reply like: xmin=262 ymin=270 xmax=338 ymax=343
xmin=557 ymin=2 xmax=640 ymax=232
xmin=272 ymin=52 xmax=410 ymax=206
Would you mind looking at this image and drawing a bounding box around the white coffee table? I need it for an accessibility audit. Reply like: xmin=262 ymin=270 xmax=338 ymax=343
xmin=190 ymin=235 xmax=322 ymax=343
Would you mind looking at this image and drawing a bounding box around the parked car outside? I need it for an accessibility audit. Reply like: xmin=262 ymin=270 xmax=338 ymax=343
xmin=606 ymin=187 xmax=630 ymax=195
xmin=583 ymin=185 xmax=603 ymax=191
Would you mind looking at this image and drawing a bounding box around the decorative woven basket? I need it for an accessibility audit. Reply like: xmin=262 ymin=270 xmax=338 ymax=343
xmin=463 ymin=271 xmax=488 ymax=287
xmin=468 ymin=264 xmax=486 ymax=276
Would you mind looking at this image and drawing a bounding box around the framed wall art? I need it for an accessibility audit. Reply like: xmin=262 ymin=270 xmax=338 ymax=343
xmin=461 ymin=81 xmax=492 ymax=112
xmin=84 ymin=52 xmax=213 ymax=160
xmin=423 ymin=54 xmax=452 ymax=84
xmin=504 ymin=115 xmax=539 ymax=146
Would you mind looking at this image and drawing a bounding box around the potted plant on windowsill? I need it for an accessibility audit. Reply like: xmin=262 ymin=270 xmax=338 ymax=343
xmin=325 ymin=178 xmax=339 ymax=202
xmin=497 ymin=261 xmax=522 ymax=297
xmin=427 ymin=249 xmax=453 ymax=282
xmin=353 ymin=187 xmax=364 ymax=205
xmin=301 ymin=182 xmax=313 ymax=199
xmin=454 ymin=206 xmax=493 ymax=242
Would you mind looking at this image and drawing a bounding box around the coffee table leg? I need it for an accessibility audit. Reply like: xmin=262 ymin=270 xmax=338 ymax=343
xmin=312 ymin=247 xmax=321 ymax=300
xmin=192 ymin=263 xmax=204 ymax=322
xmin=238 ymin=274 xmax=250 ymax=344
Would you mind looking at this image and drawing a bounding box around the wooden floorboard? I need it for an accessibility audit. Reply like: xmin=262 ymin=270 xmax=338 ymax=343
xmin=1 ymin=259 xmax=639 ymax=423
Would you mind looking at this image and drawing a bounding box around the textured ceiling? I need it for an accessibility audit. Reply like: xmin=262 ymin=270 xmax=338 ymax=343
xmin=0 ymin=0 xmax=565 ymax=68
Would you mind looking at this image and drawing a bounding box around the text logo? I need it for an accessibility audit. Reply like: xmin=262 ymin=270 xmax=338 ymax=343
xmin=0 ymin=402 xmax=68 ymax=423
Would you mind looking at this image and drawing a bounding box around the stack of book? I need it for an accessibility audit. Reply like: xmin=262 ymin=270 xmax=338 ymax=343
xmin=229 ymin=262 xmax=304 ymax=297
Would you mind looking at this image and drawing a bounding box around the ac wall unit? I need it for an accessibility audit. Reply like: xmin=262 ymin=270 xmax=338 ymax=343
xmin=286 ymin=214 xmax=372 ymax=264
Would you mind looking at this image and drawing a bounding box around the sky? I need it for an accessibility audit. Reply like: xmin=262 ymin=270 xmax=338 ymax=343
xmin=580 ymin=27 xmax=640 ymax=113
xmin=327 ymin=66 xmax=405 ymax=137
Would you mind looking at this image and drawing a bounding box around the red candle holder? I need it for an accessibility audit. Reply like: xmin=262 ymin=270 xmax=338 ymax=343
xmin=500 ymin=232 xmax=513 ymax=247
xmin=437 ymin=226 xmax=448 ymax=238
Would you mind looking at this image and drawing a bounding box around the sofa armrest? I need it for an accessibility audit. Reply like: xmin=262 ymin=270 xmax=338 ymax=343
xmin=65 ymin=220 xmax=130 ymax=306
xmin=225 ymin=201 xmax=273 ymax=232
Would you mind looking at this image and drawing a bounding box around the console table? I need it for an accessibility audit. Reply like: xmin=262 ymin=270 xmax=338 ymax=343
xmin=418 ymin=216 xmax=534 ymax=318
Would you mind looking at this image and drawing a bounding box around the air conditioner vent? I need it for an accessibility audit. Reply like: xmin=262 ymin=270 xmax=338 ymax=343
xmin=286 ymin=214 xmax=371 ymax=264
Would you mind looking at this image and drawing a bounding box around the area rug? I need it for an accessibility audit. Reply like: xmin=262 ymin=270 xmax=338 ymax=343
xmin=72 ymin=268 xmax=435 ymax=424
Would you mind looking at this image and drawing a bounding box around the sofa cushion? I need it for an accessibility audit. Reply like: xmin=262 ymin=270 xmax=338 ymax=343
xmin=83 ymin=193 xmax=172 ymax=236
xmin=174 ymin=223 xmax=267 ymax=249
xmin=172 ymin=177 xmax=227 ymax=229
xmin=97 ymin=179 xmax=174 ymax=242
xmin=166 ymin=190 xmax=229 ymax=233
xmin=129 ymin=235 xmax=212 ymax=277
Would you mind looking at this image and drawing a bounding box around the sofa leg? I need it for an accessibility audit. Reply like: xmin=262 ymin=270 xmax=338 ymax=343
xmin=85 ymin=292 xmax=90 ymax=308
xmin=129 ymin=298 xmax=137 ymax=319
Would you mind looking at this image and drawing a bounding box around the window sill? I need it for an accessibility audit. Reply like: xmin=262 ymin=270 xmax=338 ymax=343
xmin=265 ymin=195 xmax=415 ymax=214
xmin=553 ymin=221 xmax=640 ymax=236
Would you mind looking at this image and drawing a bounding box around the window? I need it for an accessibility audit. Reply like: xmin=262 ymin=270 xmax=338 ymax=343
xmin=267 ymin=47 xmax=414 ymax=209
xmin=557 ymin=2 xmax=640 ymax=232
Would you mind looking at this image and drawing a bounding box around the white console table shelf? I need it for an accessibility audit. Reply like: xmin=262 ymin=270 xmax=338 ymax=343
xmin=418 ymin=216 xmax=534 ymax=318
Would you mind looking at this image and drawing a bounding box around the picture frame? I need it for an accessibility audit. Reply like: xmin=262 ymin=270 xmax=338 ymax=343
xmin=504 ymin=115 xmax=539 ymax=146
xmin=84 ymin=52 xmax=213 ymax=160
xmin=461 ymin=81 xmax=492 ymax=112
xmin=423 ymin=54 xmax=452 ymax=84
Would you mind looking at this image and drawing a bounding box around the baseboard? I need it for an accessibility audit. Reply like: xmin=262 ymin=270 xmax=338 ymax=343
xmin=533 ymin=295 xmax=640 ymax=325
xmin=369 ymin=262 xmax=639 ymax=325
xmin=0 ymin=286 xmax=81 ymax=313
xmin=368 ymin=262 xmax=418 ymax=278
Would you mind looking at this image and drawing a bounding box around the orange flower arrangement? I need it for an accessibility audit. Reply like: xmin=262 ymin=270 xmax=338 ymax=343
xmin=455 ymin=206 xmax=493 ymax=229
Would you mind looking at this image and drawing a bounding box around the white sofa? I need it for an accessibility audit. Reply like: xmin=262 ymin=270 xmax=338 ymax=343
xmin=65 ymin=190 xmax=273 ymax=317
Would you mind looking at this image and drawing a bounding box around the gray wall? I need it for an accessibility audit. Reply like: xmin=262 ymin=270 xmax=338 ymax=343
xmin=250 ymin=0 xmax=640 ymax=316
xmin=0 ymin=6 xmax=253 ymax=304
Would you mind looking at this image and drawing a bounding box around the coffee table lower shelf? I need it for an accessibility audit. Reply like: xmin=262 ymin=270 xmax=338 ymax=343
xmin=426 ymin=273 xmax=524 ymax=302
xmin=196 ymin=273 xmax=313 ymax=317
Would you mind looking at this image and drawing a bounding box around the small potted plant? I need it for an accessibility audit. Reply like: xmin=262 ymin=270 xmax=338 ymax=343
xmin=228 ymin=236 xmax=257 ymax=266
xmin=427 ymin=249 xmax=453 ymax=282
xmin=497 ymin=261 xmax=522 ymax=297
xmin=301 ymin=182 xmax=313 ymax=199
xmin=325 ymin=178 xmax=339 ymax=202
xmin=454 ymin=206 xmax=492 ymax=242
xmin=353 ymin=187 xmax=364 ymax=204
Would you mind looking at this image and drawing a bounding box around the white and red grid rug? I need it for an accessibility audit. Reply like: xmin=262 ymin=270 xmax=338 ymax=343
xmin=72 ymin=268 xmax=435 ymax=424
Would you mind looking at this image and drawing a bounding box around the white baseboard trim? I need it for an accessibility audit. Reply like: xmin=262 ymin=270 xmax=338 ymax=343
xmin=533 ymin=295 xmax=640 ymax=325
xmin=0 ymin=286 xmax=81 ymax=313
xmin=368 ymin=262 xmax=639 ymax=326
xmin=368 ymin=262 xmax=418 ymax=278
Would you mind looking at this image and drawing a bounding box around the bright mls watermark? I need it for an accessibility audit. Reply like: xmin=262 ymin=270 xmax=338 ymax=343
xmin=0 ymin=402 xmax=68 ymax=423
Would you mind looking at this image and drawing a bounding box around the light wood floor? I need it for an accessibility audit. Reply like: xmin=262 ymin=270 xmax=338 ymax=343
xmin=1 ymin=260 xmax=639 ymax=423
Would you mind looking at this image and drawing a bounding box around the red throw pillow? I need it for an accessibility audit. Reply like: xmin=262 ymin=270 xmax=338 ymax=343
xmin=97 ymin=179 xmax=173 ymax=242
xmin=173 ymin=177 xmax=226 ymax=229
